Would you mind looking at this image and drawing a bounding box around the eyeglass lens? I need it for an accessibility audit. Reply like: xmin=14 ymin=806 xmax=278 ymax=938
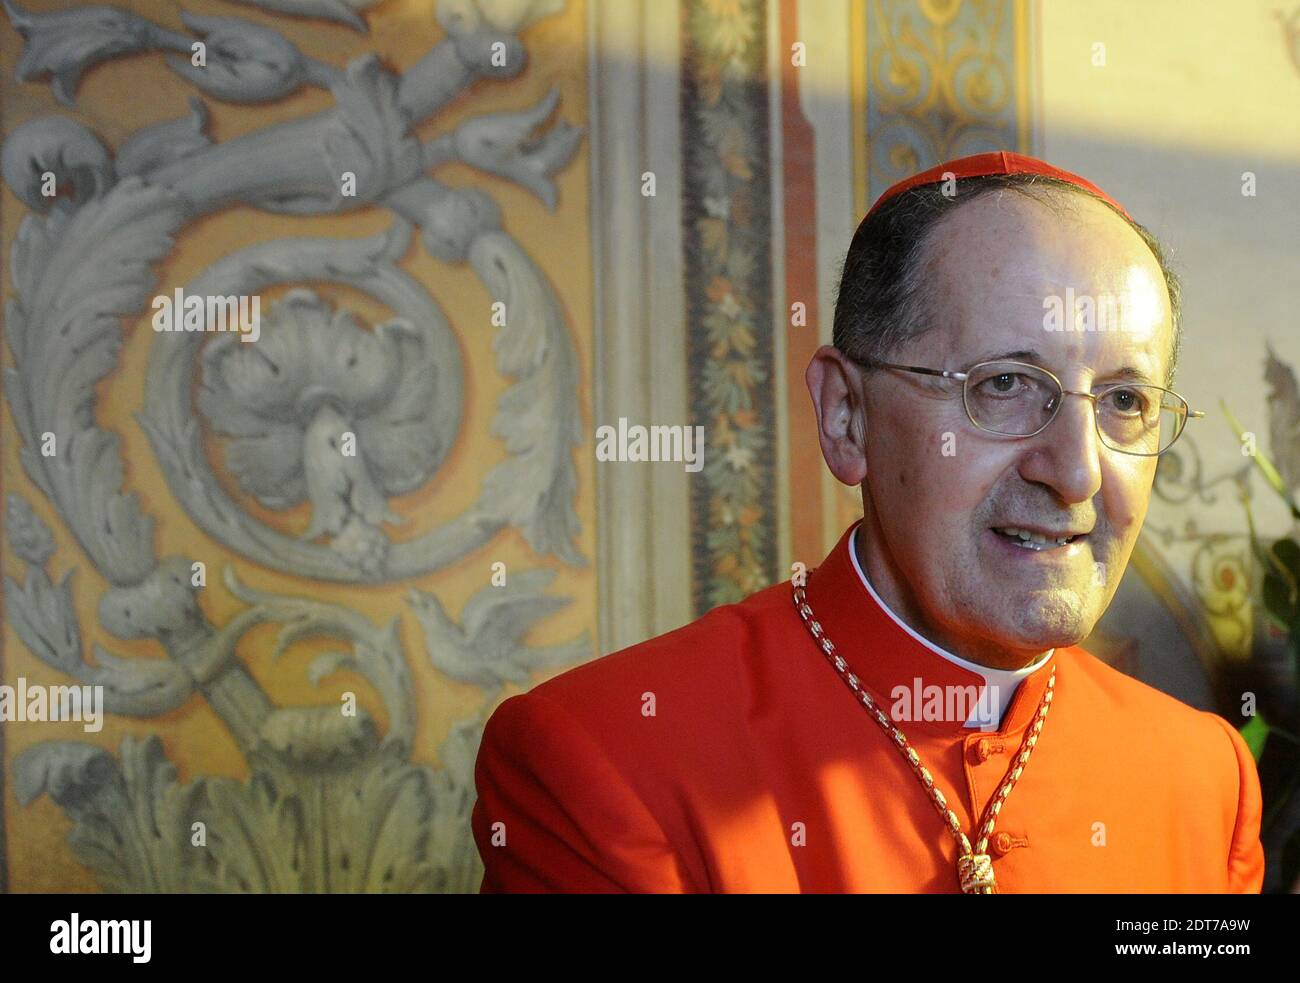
xmin=962 ymin=362 xmax=1187 ymax=455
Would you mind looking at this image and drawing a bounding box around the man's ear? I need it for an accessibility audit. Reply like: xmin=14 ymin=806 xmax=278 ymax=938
xmin=806 ymin=345 xmax=868 ymax=486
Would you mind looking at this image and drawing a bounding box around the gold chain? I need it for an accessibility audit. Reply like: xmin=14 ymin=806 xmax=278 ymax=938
xmin=792 ymin=583 xmax=1056 ymax=894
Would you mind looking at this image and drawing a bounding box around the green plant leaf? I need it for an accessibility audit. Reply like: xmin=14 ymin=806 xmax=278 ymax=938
xmin=1240 ymin=493 xmax=1275 ymax=569
xmin=1240 ymin=713 xmax=1270 ymax=762
xmin=1262 ymin=580 xmax=1293 ymax=631
xmin=1262 ymin=538 xmax=1300 ymax=626
xmin=1221 ymin=401 xmax=1300 ymax=520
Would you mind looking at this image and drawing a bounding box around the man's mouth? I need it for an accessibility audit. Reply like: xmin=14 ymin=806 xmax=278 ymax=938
xmin=991 ymin=526 xmax=1085 ymax=552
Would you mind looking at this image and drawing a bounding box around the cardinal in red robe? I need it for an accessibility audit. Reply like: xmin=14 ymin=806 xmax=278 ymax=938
xmin=470 ymin=153 xmax=1265 ymax=893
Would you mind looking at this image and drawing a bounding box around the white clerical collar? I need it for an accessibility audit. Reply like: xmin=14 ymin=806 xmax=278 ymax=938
xmin=848 ymin=527 xmax=1052 ymax=729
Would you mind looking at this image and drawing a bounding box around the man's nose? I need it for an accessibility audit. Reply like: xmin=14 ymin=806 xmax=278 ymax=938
xmin=1017 ymin=393 xmax=1103 ymax=504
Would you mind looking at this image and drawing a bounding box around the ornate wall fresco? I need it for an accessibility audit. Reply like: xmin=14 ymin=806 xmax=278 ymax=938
xmin=681 ymin=0 xmax=779 ymax=613
xmin=861 ymin=0 xmax=1029 ymax=202
xmin=2 ymin=0 xmax=594 ymax=893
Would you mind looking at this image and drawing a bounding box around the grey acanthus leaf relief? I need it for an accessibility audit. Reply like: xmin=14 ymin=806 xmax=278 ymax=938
xmin=427 ymin=717 xmax=489 ymax=891
xmin=13 ymin=733 xmax=459 ymax=892
xmin=438 ymin=0 xmax=565 ymax=34
xmin=221 ymin=565 xmax=418 ymax=753
xmin=229 ymin=0 xmax=564 ymax=36
xmin=115 ymin=97 xmax=212 ymax=180
xmin=5 ymin=490 xmax=54 ymax=566
xmin=5 ymin=527 xmax=238 ymax=720
xmin=473 ymin=231 xmax=586 ymax=565
xmin=137 ymin=214 xmax=584 ymax=581
xmin=4 ymin=1 xmax=587 ymax=580
xmin=9 ymin=552 xmax=526 ymax=891
xmin=1 ymin=0 xmax=584 ymax=893
xmin=5 ymin=558 xmax=198 ymax=717
xmin=453 ymin=87 xmax=585 ymax=210
xmin=197 ymin=290 xmax=442 ymax=558
xmin=3 ymin=173 xmax=184 ymax=586
xmin=228 ymin=0 xmax=380 ymax=34
xmin=0 ymin=114 xmax=114 ymax=211
xmin=165 ymin=12 xmax=306 ymax=104
xmin=321 ymin=54 xmax=424 ymax=207
xmin=3 ymin=0 xmax=584 ymax=220
xmin=14 ymin=737 xmax=215 ymax=893
xmin=2 ymin=0 xmax=190 ymax=107
xmin=205 ymin=745 xmax=445 ymax=892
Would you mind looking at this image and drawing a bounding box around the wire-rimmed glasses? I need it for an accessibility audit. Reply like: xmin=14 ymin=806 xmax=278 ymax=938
xmin=857 ymin=358 xmax=1203 ymax=457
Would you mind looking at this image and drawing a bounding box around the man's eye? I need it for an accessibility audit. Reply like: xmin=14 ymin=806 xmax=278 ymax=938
xmin=982 ymin=373 xmax=1025 ymax=395
xmin=1105 ymin=388 xmax=1145 ymax=414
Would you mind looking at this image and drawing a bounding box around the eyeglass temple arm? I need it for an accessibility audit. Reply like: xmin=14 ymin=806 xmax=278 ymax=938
xmin=871 ymin=360 xmax=968 ymax=381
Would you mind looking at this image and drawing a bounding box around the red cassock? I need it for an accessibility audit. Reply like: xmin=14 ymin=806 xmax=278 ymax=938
xmin=471 ymin=521 xmax=1265 ymax=892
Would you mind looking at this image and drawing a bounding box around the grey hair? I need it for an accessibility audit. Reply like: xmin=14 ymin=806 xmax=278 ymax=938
xmin=832 ymin=173 xmax=1183 ymax=386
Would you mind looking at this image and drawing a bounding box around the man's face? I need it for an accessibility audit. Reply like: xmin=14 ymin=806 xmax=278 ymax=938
xmin=823 ymin=192 xmax=1174 ymax=667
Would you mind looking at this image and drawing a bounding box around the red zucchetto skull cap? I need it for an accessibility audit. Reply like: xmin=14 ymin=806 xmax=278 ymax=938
xmin=862 ymin=151 xmax=1132 ymax=224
